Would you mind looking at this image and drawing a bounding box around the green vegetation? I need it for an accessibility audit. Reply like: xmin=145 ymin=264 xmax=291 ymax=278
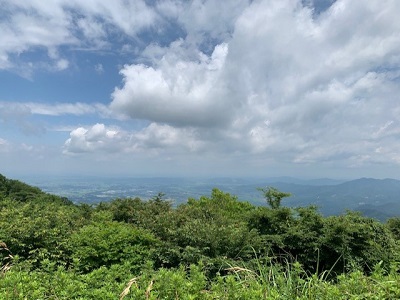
xmin=0 ymin=174 xmax=399 ymax=299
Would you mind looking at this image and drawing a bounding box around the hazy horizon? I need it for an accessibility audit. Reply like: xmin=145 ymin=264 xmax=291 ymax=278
xmin=7 ymin=172 xmax=400 ymax=185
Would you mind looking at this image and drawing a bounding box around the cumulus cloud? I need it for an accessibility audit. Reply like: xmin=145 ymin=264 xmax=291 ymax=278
xmin=133 ymin=123 xmax=204 ymax=152
xmin=229 ymin=0 xmax=400 ymax=164
xmin=3 ymin=0 xmax=400 ymax=175
xmin=108 ymin=0 xmax=400 ymax=168
xmin=63 ymin=123 xmax=205 ymax=155
xmin=111 ymin=42 xmax=229 ymax=127
xmin=63 ymin=124 xmax=125 ymax=154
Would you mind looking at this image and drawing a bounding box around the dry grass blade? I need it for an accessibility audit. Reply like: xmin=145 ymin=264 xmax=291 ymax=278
xmin=225 ymin=267 xmax=255 ymax=274
xmin=119 ymin=277 xmax=138 ymax=300
xmin=145 ymin=280 xmax=154 ymax=300
xmin=0 ymin=241 xmax=13 ymax=276
xmin=1 ymin=263 xmax=12 ymax=275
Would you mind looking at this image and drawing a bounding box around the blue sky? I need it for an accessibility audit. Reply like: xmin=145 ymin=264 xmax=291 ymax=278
xmin=1 ymin=0 xmax=400 ymax=179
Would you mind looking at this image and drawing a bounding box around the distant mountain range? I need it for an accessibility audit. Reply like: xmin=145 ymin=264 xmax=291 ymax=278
xmin=269 ymin=178 xmax=400 ymax=220
xmin=18 ymin=175 xmax=400 ymax=221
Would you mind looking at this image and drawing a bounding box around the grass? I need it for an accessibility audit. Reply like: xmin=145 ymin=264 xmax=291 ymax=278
xmin=110 ymin=255 xmax=400 ymax=300
xmin=0 ymin=256 xmax=399 ymax=299
xmin=0 ymin=242 xmax=13 ymax=276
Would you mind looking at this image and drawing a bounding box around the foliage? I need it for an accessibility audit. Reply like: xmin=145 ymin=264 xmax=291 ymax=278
xmin=0 ymin=197 xmax=85 ymax=267
xmin=387 ymin=217 xmax=400 ymax=240
xmin=69 ymin=220 xmax=158 ymax=273
xmin=320 ymin=211 xmax=398 ymax=274
xmin=0 ymin=173 xmax=400 ymax=298
xmin=170 ymin=189 xmax=262 ymax=262
xmin=0 ymin=174 xmax=71 ymax=204
xmin=1 ymin=260 xmax=399 ymax=299
xmin=257 ymin=186 xmax=291 ymax=209
xmin=96 ymin=196 xmax=174 ymax=238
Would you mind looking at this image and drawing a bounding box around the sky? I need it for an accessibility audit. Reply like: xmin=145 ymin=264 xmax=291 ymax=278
xmin=1 ymin=0 xmax=400 ymax=179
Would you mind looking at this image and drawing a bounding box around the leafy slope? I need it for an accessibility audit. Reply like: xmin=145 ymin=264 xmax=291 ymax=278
xmin=0 ymin=174 xmax=399 ymax=299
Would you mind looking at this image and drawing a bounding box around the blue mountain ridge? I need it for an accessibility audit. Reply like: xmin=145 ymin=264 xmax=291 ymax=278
xmin=17 ymin=175 xmax=400 ymax=221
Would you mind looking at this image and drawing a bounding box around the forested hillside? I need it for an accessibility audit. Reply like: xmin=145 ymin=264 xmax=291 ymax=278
xmin=1 ymin=174 xmax=400 ymax=299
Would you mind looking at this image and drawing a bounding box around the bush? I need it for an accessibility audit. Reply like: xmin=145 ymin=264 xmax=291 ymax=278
xmin=0 ymin=198 xmax=83 ymax=267
xmin=69 ymin=221 xmax=158 ymax=273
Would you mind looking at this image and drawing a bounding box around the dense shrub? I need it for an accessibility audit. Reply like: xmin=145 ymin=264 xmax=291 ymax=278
xmin=69 ymin=221 xmax=158 ymax=273
xmin=1 ymin=173 xmax=400 ymax=298
xmin=0 ymin=198 xmax=84 ymax=267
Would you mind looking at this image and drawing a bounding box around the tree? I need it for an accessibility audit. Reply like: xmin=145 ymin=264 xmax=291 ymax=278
xmin=387 ymin=217 xmax=400 ymax=240
xmin=257 ymin=187 xmax=291 ymax=209
xmin=320 ymin=211 xmax=397 ymax=274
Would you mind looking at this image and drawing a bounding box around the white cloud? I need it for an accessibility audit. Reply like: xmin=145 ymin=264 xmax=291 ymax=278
xmin=3 ymin=0 xmax=400 ymax=176
xmin=73 ymin=0 xmax=157 ymax=37
xmin=55 ymin=59 xmax=69 ymax=71
xmin=0 ymin=1 xmax=77 ymax=71
xmin=63 ymin=123 xmax=205 ymax=155
xmin=0 ymin=0 xmax=158 ymax=71
xmin=0 ymin=138 xmax=10 ymax=152
xmin=175 ymin=0 xmax=250 ymax=44
xmin=108 ymin=0 xmax=400 ymax=169
xmin=94 ymin=63 xmax=104 ymax=74
xmin=26 ymin=102 xmax=101 ymax=116
xmin=0 ymin=102 xmax=31 ymax=120
xmin=63 ymin=123 xmax=126 ymax=154
xmin=0 ymin=139 xmax=36 ymax=156
xmin=0 ymin=101 xmax=111 ymax=117
xmin=133 ymin=123 xmax=204 ymax=153
xmin=0 ymin=102 xmax=46 ymax=135
xmin=0 ymin=101 xmax=116 ymax=136
xmin=76 ymin=17 xmax=107 ymax=47
xmin=0 ymin=53 xmax=11 ymax=69
xmin=111 ymin=42 xmax=229 ymax=127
